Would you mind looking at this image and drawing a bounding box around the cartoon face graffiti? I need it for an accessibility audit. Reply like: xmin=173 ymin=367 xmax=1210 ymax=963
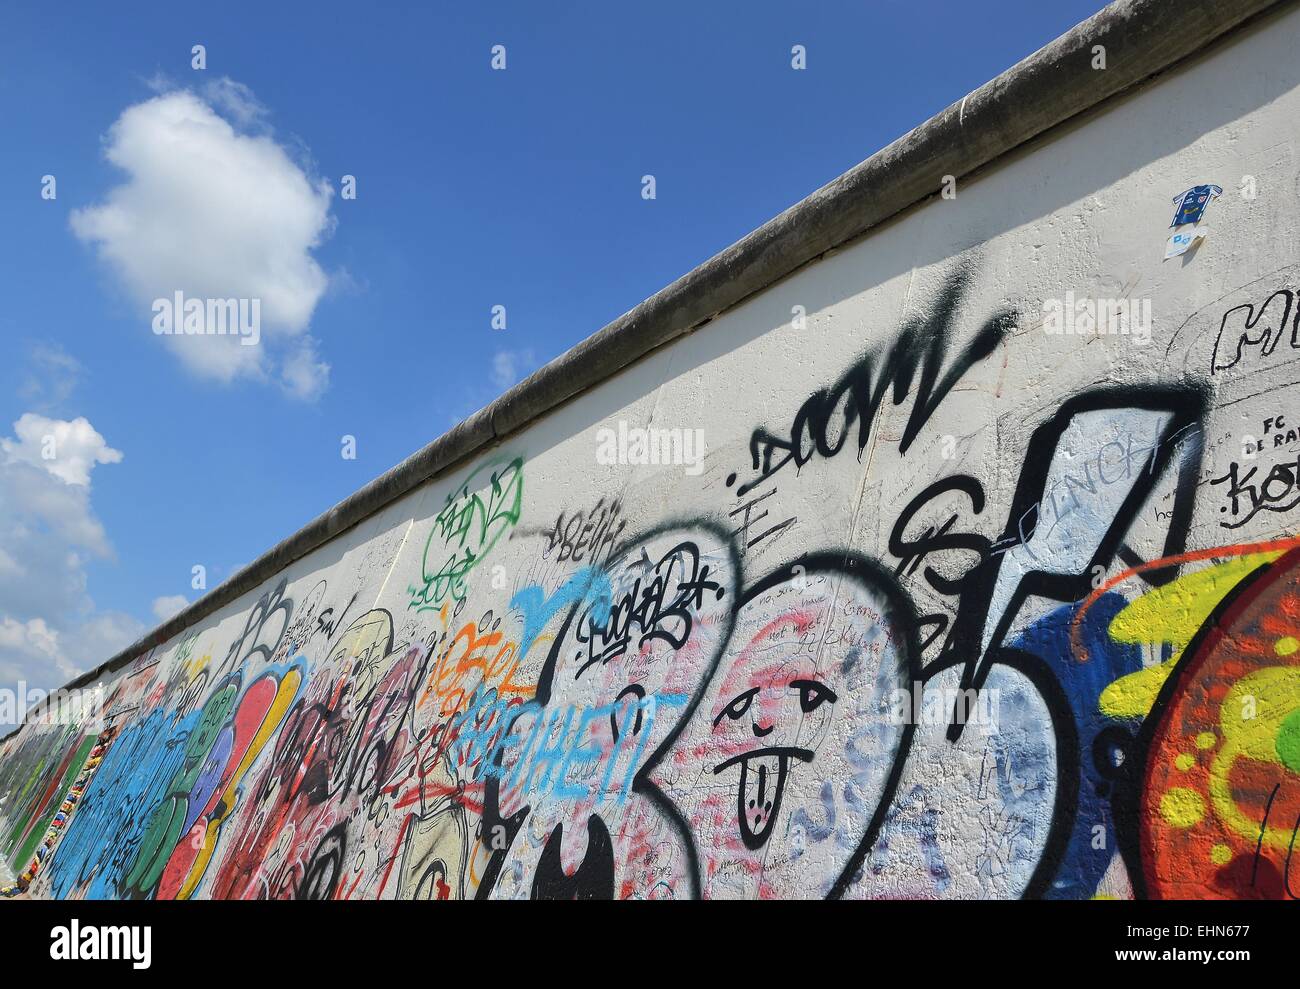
xmin=661 ymin=559 xmax=916 ymax=898
xmin=710 ymin=666 xmax=838 ymax=849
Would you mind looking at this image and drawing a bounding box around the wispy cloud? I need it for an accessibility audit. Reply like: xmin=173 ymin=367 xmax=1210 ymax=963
xmin=18 ymin=343 xmax=83 ymax=412
xmin=491 ymin=347 xmax=537 ymax=390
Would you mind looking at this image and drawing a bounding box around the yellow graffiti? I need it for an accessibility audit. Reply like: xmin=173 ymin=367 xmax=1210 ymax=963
xmin=1159 ymin=787 xmax=1205 ymax=829
xmin=1206 ymin=666 xmax=1300 ymax=850
xmin=1099 ymin=551 xmax=1283 ymax=718
xmin=177 ymin=666 xmax=303 ymax=899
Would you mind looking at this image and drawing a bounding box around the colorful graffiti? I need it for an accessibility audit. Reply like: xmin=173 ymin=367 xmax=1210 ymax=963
xmin=5 ymin=261 xmax=1300 ymax=902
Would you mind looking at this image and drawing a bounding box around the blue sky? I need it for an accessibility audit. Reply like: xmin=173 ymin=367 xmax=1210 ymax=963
xmin=0 ymin=0 xmax=1103 ymax=707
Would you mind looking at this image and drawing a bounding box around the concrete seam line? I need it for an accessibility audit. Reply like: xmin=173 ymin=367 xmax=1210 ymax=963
xmin=14 ymin=0 xmax=1290 ymax=733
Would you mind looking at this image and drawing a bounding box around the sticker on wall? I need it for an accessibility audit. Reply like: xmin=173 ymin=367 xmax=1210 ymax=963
xmin=1170 ymin=184 xmax=1222 ymax=227
xmin=1164 ymin=225 xmax=1207 ymax=260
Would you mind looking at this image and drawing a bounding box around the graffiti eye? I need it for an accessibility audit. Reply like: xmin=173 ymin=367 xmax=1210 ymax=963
xmin=791 ymin=679 xmax=837 ymax=714
xmin=714 ymin=687 xmax=759 ymax=726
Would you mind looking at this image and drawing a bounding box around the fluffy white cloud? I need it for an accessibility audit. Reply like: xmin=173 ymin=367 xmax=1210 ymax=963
xmin=0 ymin=413 xmax=142 ymax=722
xmin=1 ymin=412 xmax=123 ymax=487
xmin=0 ymin=618 xmax=61 ymax=680
xmin=70 ymin=80 xmax=335 ymax=399
xmin=151 ymin=595 xmax=189 ymax=622
xmin=0 ymin=614 xmax=145 ymax=695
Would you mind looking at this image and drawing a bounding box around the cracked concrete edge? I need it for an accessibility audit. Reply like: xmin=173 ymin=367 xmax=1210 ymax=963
xmin=16 ymin=0 xmax=1292 ymax=735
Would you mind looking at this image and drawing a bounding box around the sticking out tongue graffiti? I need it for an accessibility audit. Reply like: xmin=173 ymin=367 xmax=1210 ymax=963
xmin=715 ymin=744 xmax=815 ymax=849
xmin=709 ymin=674 xmax=836 ymax=848
xmin=653 ymin=551 xmax=919 ymax=898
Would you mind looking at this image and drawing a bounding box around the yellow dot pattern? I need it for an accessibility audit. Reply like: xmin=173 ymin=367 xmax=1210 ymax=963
xmin=1277 ymin=636 xmax=1300 ymax=657
xmin=1196 ymin=732 xmax=1217 ymax=750
xmin=1160 ymin=787 xmax=1206 ymax=828
xmin=1210 ymin=844 xmax=1233 ymax=865
xmin=1175 ymin=753 xmax=1195 ymax=772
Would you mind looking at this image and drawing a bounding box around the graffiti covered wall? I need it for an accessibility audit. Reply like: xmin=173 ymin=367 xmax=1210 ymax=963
xmin=5 ymin=4 xmax=1300 ymax=901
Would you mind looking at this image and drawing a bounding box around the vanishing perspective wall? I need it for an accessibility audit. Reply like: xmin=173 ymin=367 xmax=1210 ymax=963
xmin=4 ymin=1 xmax=1300 ymax=901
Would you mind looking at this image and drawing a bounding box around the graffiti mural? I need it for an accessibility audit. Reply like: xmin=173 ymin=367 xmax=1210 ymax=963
xmin=7 ymin=145 xmax=1300 ymax=900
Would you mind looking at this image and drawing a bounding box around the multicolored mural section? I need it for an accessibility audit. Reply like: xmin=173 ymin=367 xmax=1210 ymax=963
xmin=4 ymin=262 xmax=1300 ymax=900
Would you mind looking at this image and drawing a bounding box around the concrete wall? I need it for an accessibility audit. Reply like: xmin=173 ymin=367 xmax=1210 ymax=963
xmin=3 ymin=0 xmax=1300 ymax=900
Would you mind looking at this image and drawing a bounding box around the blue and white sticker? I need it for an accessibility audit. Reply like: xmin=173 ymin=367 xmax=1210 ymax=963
xmin=1170 ymin=184 xmax=1222 ymax=228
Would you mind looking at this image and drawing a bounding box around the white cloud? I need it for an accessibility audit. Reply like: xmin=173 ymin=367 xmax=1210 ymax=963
xmin=1 ymin=412 xmax=123 ymax=487
xmin=0 ymin=414 xmax=121 ymax=559
xmin=151 ymin=595 xmax=189 ymax=622
xmin=0 ymin=613 xmax=145 ymax=698
xmin=445 ymin=348 xmax=543 ymax=426
xmin=202 ymin=77 xmax=269 ymax=129
xmin=70 ymin=81 xmax=335 ymax=399
xmin=58 ymin=612 xmax=146 ymax=676
xmin=0 ymin=412 xmax=141 ymax=720
xmin=1 ymin=463 xmax=111 ymax=558
xmin=280 ymin=336 xmax=331 ymax=402
xmin=0 ymin=618 xmax=61 ymax=677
